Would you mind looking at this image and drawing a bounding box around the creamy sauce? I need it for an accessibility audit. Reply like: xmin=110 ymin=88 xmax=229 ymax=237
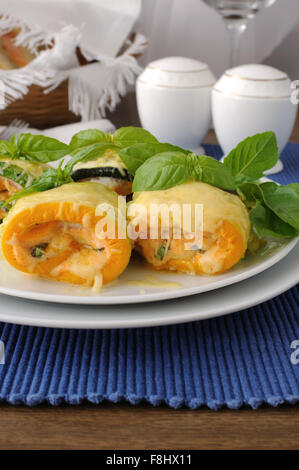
xmin=128 ymin=276 xmax=181 ymax=289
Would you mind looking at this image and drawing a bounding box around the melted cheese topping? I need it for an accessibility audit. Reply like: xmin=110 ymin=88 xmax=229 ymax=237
xmin=131 ymin=181 xmax=251 ymax=247
xmin=0 ymin=157 xmax=50 ymax=179
xmin=74 ymin=149 xmax=126 ymax=173
xmin=4 ymin=182 xmax=121 ymax=222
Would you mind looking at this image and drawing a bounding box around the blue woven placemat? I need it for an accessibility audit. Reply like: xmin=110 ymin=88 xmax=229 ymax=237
xmin=0 ymin=143 xmax=298 ymax=409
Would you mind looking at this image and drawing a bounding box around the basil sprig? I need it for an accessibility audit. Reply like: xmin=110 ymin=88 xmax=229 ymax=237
xmin=0 ymin=133 xmax=70 ymax=163
xmin=132 ymin=152 xmax=236 ymax=192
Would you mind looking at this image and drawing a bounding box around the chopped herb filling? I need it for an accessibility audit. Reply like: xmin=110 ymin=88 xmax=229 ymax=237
xmin=155 ymin=242 xmax=169 ymax=261
xmin=30 ymin=243 xmax=48 ymax=258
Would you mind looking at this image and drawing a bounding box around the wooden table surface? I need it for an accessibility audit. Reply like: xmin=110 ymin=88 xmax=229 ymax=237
xmin=0 ymin=95 xmax=298 ymax=450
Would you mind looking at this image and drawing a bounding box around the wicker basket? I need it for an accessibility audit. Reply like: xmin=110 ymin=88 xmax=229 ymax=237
xmin=0 ymin=34 xmax=142 ymax=130
xmin=0 ymin=80 xmax=80 ymax=129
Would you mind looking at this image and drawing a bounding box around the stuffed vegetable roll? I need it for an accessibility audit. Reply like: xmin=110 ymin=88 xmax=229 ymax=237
xmin=129 ymin=181 xmax=251 ymax=275
xmin=1 ymin=182 xmax=131 ymax=289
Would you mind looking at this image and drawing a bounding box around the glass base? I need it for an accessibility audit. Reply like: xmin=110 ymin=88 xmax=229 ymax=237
xmin=190 ymin=145 xmax=205 ymax=155
xmin=264 ymin=159 xmax=284 ymax=175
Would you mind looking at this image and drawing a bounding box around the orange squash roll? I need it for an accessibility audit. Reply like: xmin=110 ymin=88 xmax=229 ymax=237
xmin=1 ymin=182 xmax=132 ymax=290
xmin=129 ymin=181 xmax=251 ymax=275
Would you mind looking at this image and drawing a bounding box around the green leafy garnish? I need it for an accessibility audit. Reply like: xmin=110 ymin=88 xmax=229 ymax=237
xmin=118 ymin=142 xmax=187 ymax=176
xmin=0 ymin=133 xmax=70 ymax=163
xmin=236 ymin=182 xmax=263 ymax=208
xmin=250 ymin=202 xmax=298 ymax=239
xmin=132 ymin=152 xmax=236 ymax=192
xmin=133 ymin=152 xmax=191 ymax=192
xmin=223 ymin=132 xmax=279 ymax=181
xmin=5 ymin=164 xmax=73 ymax=206
xmin=113 ymin=127 xmax=158 ymax=147
xmin=260 ymin=182 xmax=299 ymax=231
xmin=193 ymin=155 xmax=236 ymax=191
xmin=16 ymin=134 xmax=70 ymax=163
xmin=69 ymin=129 xmax=112 ymax=151
xmin=0 ymin=162 xmax=30 ymax=188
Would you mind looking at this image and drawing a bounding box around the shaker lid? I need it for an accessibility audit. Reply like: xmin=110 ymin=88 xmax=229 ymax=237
xmin=138 ymin=56 xmax=215 ymax=88
xmin=214 ymin=64 xmax=292 ymax=98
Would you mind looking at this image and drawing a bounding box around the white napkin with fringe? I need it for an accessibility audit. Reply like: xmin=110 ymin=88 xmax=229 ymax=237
xmin=0 ymin=0 xmax=144 ymax=120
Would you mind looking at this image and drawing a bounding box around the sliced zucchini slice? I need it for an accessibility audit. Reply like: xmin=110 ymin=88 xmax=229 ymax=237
xmin=71 ymin=166 xmax=132 ymax=182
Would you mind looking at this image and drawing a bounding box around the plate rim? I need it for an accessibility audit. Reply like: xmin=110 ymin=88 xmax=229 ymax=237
xmin=0 ymin=241 xmax=297 ymax=329
xmin=0 ymin=237 xmax=297 ymax=305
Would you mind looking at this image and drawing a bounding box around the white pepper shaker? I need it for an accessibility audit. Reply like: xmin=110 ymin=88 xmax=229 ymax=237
xmin=136 ymin=57 xmax=215 ymax=153
xmin=212 ymin=64 xmax=298 ymax=174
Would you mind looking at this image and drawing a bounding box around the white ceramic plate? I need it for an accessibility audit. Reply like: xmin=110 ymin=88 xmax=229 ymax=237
xmin=0 ymin=237 xmax=297 ymax=305
xmin=0 ymin=240 xmax=298 ymax=329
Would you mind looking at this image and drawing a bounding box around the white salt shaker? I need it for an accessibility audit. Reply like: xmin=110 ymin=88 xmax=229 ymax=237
xmin=212 ymin=64 xmax=298 ymax=174
xmin=136 ymin=57 xmax=215 ymax=153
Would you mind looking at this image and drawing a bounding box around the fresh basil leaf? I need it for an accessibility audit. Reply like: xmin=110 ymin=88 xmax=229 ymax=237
xmin=113 ymin=127 xmax=158 ymax=147
xmin=287 ymin=183 xmax=299 ymax=195
xmin=194 ymin=155 xmax=236 ymax=191
xmin=69 ymin=129 xmax=112 ymax=151
xmin=66 ymin=143 xmax=117 ymax=173
xmin=119 ymin=142 xmax=187 ymax=175
xmin=132 ymin=152 xmax=191 ymax=192
xmin=224 ymin=132 xmax=279 ymax=180
xmin=0 ymin=140 xmax=13 ymax=157
xmin=260 ymin=182 xmax=299 ymax=231
xmin=250 ymin=202 xmax=298 ymax=238
xmin=16 ymin=134 xmax=70 ymax=163
xmin=236 ymin=182 xmax=263 ymax=208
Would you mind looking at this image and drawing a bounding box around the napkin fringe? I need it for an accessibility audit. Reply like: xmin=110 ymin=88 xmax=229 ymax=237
xmin=0 ymin=12 xmax=53 ymax=53
xmin=0 ymin=67 xmax=53 ymax=105
xmin=0 ymin=12 xmax=146 ymax=119
xmin=67 ymin=33 xmax=146 ymax=120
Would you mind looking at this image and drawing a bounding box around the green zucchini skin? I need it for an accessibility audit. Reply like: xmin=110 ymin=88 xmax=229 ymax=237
xmin=71 ymin=167 xmax=132 ymax=182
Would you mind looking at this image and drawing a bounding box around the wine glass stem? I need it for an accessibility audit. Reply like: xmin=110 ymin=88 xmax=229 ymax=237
xmin=224 ymin=18 xmax=248 ymax=68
